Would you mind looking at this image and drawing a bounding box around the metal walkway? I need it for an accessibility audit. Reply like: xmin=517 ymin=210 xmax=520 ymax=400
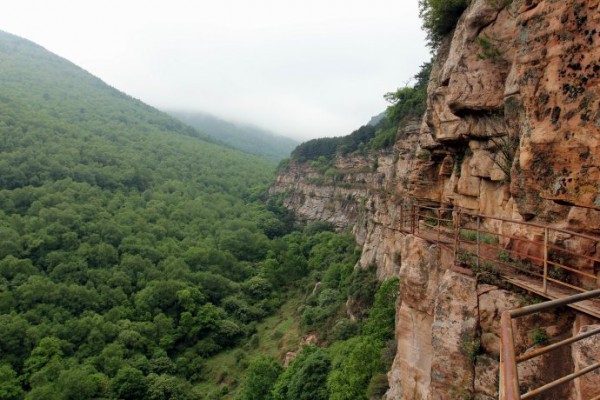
xmin=396 ymin=204 xmax=600 ymax=319
xmin=396 ymin=203 xmax=600 ymax=399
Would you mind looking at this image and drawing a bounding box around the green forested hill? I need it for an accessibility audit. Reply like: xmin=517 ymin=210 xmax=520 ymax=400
xmin=168 ymin=111 xmax=298 ymax=162
xmin=0 ymin=31 xmax=397 ymax=400
xmin=0 ymin=30 xmax=292 ymax=398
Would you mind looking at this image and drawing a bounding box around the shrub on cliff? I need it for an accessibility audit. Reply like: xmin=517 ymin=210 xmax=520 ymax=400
xmin=383 ymin=61 xmax=431 ymax=125
xmin=419 ymin=0 xmax=470 ymax=47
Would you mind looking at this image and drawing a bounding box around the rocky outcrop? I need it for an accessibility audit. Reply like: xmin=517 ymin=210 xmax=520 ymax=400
xmin=270 ymin=0 xmax=600 ymax=398
xmin=572 ymin=323 xmax=600 ymax=399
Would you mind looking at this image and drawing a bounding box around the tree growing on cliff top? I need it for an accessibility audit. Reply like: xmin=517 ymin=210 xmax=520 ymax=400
xmin=384 ymin=62 xmax=431 ymax=125
xmin=419 ymin=0 xmax=471 ymax=48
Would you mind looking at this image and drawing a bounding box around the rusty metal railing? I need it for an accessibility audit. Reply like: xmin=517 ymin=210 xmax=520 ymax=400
xmin=398 ymin=203 xmax=600 ymax=311
xmin=454 ymin=210 xmax=600 ymax=297
xmin=500 ymin=289 xmax=600 ymax=400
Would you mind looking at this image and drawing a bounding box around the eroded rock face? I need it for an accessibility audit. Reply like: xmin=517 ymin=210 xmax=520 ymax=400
xmin=572 ymin=324 xmax=600 ymax=399
xmin=270 ymin=0 xmax=600 ymax=398
xmin=427 ymin=0 xmax=600 ymax=220
xmin=429 ymin=271 xmax=478 ymax=400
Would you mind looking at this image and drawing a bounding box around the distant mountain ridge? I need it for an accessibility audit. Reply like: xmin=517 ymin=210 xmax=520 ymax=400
xmin=168 ymin=110 xmax=298 ymax=161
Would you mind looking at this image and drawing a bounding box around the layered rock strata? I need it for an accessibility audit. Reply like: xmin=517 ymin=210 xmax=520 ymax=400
xmin=271 ymin=0 xmax=600 ymax=398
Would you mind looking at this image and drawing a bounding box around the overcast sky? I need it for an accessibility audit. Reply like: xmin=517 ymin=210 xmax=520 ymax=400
xmin=1 ymin=0 xmax=430 ymax=140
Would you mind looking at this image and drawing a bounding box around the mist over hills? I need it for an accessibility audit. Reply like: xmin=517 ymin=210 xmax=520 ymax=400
xmin=0 ymin=30 xmax=279 ymax=192
xmin=168 ymin=110 xmax=298 ymax=162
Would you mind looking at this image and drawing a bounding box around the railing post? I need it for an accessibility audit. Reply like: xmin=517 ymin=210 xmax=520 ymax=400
xmin=454 ymin=209 xmax=461 ymax=264
xmin=400 ymin=206 xmax=404 ymax=232
xmin=415 ymin=205 xmax=419 ymax=234
xmin=477 ymin=215 xmax=481 ymax=269
xmin=411 ymin=205 xmax=415 ymax=234
xmin=543 ymin=227 xmax=548 ymax=294
xmin=437 ymin=208 xmax=441 ymax=243
xmin=500 ymin=311 xmax=520 ymax=400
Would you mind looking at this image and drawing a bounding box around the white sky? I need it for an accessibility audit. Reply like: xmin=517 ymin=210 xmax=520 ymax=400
xmin=0 ymin=0 xmax=430 ymax=140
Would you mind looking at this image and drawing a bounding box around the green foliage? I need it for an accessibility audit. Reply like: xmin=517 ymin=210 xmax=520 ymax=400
xmin=291 ymin=123 xmax=380 ymax=163
xmin=146 ymin=373 xmax=196 ymax=400
xmin=112 ymin=367 xmax=148 ymax=400
xmin=327 ymin=336 xmax=384 ymax=400
xmin=419 ymin=0 xmax=471 ymax=48
xmin=498 ymin=250 xmax=512 ymax=263
xmin=291 ymin=137 xmax=340 ymax=163
xmin=489 ymin=135 xmax=519 ymax=182
xmin=363 ymin=278 xmax=400 ymax=342
xmin=461 ymin=337 xmax=482 ymax=362
xmin=56 ymin=366 xmax=109 ymax=400
xmin=457 ymin=251 xmax=476 ymax=266
xmin=310 ymin=156 xmax=333 ymax=174
xmin=271 ymin=346 xmax=330 ymax=400
xmin=292 ymin=274 xmax=397 ymax=400
xmin=0 ymin=30 xmax=314 ymax=398
xmin=476 ymin=35 xmax=503 ymax=61
xmin=0 ymin=364 xmax=24 ymax=400
xmin=459 ymin=229 xmax=499 ymax=244
xmin=383 ymin=62 xmax=431 ymax=126
xmin=417 ymin=149 xmax=432 ymax=161
xmin=473 ymin=261 xmax=503 ymax=287
xmin=276 ymin=157 xmax=291 ymax=173
xmin=368 ymin=125 xmax=397 ymax=151
xmin=530 ymin=328 xmax=548 ymax=345
xmin=346 ymin=266 xmax=380 ymax=319
xmin=366 ymin=373 xmax=390 ymax=400
xmin=239 ymin=357 xmax=282 ymax=400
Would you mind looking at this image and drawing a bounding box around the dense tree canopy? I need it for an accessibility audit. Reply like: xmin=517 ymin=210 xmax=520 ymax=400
xmin=0 ymin=30 xmax=403 ymax=400
xmin=0 ymin=30 xmax=298 ymax=398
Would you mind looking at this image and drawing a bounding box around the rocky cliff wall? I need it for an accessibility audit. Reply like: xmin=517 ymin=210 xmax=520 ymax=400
xmin=271 ymin=0 xmax=600 ymax=398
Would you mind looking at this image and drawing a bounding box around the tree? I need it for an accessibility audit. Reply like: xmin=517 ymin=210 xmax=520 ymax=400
xmin=146 ymin=373 xmax=196 ymax=400
xmin=239 ymin=357 xmax=282 ymax=400
xmin=383 ymin=62 xmax=431 ymax=126
xmin=112 ymin=367 xmax=148 ymax=400
xmin=24 ymin=337 xmax=64 ymax=378
xmin=327 ymin=337 xmax=384 ymax=400
xmin=0 ymin=364 xmax=24 ymax=400
xmin=419 ymin=0 xmax=470 ymax=48
xmin=56 ymin=366 xmax=109 ymax=400
xmin=272 ymin=346 xmax=330 ymax=400
xmin=363 ymin=278 xmax=400 ymax=342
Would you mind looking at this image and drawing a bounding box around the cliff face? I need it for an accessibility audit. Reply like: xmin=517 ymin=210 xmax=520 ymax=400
xmin=271 ymin=0 xmax=600 ymax=398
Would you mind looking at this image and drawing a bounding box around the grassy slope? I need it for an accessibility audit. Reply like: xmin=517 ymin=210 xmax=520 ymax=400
xmin=197 ymin=291 xmax=304 ymax=399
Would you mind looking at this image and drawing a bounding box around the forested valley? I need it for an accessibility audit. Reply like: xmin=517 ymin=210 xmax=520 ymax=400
xmin=0 ymin=31 xmax=398 ymax=400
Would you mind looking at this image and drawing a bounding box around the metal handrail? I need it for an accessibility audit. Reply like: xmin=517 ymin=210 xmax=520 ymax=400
xmin=499 ymin=289 xmax=600 ymax=400
xmin=400 ymin=204 xmax=600 ymax=298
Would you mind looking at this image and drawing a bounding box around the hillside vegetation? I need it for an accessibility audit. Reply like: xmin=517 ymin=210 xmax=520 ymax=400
xmin=168 ymin=111 xmax=298 ymax=162
xmin=0 ymin=30 xmax=398 ymax=400
xmin=0 ymin=29 xmax=285 ymax=398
